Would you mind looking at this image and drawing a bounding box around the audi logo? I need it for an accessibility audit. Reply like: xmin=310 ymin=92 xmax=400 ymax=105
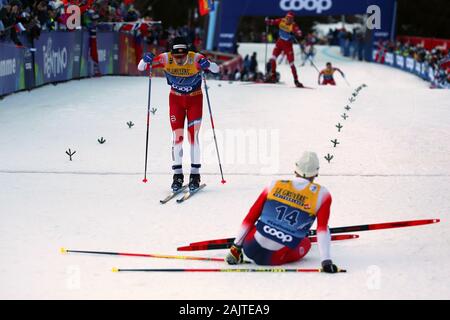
xmin=263 ymin=225 xmax=293 ymax=243
xmin=280 ymin=0 xmax=333 ymax=14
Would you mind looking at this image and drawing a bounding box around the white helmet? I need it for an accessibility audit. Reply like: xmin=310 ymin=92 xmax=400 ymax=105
xmin=295 ymin=151 xmax=320 ymax=178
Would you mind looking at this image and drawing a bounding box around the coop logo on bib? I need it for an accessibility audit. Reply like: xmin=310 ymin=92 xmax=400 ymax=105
xmin=263 ymin=225 xmax=293 ymax=243
xmin=172 ymin=84 xmax=193 ymax=92
xmin=280 ymin=0 xmax=332 ymax=14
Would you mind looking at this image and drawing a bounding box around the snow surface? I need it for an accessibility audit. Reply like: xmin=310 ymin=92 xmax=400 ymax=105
xmin=0 ymin=44 xmax=449 ymax=299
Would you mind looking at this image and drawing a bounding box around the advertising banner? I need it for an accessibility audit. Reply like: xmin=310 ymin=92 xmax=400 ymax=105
xmin=395 ymin=55 xmax=405 ymax=69
xmin=79 ymin=30 xmax=91 ymax=78
xmin=97 ymin=31 xmax=119 ymax=75
xmin=414 ymin=61 xmax=422 ymax=76
xmin=405 ymin=57 xmax=415 ymax=72
xmin=0 ymin=43 xmax=26 ymax=96
xmin=118 ymin=33 xmax=139 ymax=76
xmin=34 ymin=31 xmax=80 ymax=86
xmin=397 ymin=36 xmax=450 ymax=51
xmin=385 ymin=53 xmax=394 ymax=66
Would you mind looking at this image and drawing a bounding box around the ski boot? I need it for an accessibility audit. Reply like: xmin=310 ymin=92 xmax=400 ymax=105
xmin=294 ymin=79 xmax=304 ymax=88
xmin=171 ymin=174 xmax=184 ymax=192
xmin=188 ymin=174 xmax=201 ymax=191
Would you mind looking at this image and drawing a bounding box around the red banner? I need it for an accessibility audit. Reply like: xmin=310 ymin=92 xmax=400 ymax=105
xmin=397 ymin=36 xmax=450 ymax=51
xmin=118 ymin=33 xmax=139 ymax=76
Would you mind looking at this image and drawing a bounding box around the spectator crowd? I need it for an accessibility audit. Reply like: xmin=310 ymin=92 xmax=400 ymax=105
xmin=375 ymin=39 xmax=450 ymax=87
xmin=0 ymin=0 xmax=204 ymax=51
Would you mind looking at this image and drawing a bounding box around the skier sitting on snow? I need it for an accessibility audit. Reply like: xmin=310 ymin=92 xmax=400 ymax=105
xmin=225 ymin=151 xmax=340 ymax=273
xmin=138 ymin=37 xmax=219 ymax=191
xmin=265 ymin=11 xmax=304 ymax=87
xmin=318 ymin=62 xmax=345 ymax=86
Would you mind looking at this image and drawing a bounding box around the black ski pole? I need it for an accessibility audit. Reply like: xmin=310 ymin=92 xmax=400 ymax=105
xmin=202 ymin=72 xmax=226 ymax=184
xmin=142 ymin=64 xmax=153 ymax=183
xmin=264 ymin=20 xmax=269 ymax=73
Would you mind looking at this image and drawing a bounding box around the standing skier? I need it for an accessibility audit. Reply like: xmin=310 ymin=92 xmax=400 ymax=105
xmin=301 ymin=33 xmax=317 ymax=66
xmin=265 ymin=11 xmax=304 ymax=87
xmin=138 ymin=37 xmax=219 ymax=191
xmin=225 ymin=151 xmax=340 ymax=273
xmin=318 ymin=62 xmax=345 ymax=86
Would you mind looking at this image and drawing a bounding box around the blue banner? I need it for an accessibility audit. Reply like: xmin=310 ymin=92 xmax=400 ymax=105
xmin=34 ymin=31 xmax=80 ymax=86
xmin=0 ymin=43 xmax=26 ymax=96
xmin=80 ymin=31 xmax=91 ymax=78
xmin=97 ymin=31 xmax=119 ymax=75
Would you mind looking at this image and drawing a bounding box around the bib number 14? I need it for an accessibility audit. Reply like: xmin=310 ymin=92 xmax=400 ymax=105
xmin=275 ymin=206 xmax=299 ymax=226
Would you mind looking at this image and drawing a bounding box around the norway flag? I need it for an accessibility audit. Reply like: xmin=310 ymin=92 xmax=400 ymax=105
xmin=198 ymin=0 xmax=214 ymax=16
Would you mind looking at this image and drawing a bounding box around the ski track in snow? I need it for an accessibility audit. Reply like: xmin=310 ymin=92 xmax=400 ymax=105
xmin=0 ymin=44 xmax=449 ymax=299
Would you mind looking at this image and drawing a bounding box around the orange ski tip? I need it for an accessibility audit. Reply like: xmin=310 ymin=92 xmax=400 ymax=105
xmin=60 ymin=247 xmax=67 ymax=254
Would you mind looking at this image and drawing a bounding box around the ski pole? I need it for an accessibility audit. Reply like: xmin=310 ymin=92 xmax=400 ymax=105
xmin=342 ymin=74 xmax=351 ymax=87
xmin=202 ymin=72 xmax=226 ymax=184
xmin=61 ymin=247 xmax=251 ymax=263
xmin=142 ymin=64 xmax=153 ymax=183
xmin=264 ymin=21 xmax=269 ymax=73
xmin=112 ymin=267 xmax=347 ymax=273
xmin=310 ymin=59 xmax=320 ymax=73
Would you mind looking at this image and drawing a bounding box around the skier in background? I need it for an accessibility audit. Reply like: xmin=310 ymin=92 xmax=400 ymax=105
xmin=318 ymin=62 xmax=345 ymax=85
xmin=225 ymin=151 xmax=341 ymax=273
xmin=265 ymin=11 xmax=304 ymax=87
xmin=138 ymin=37 xmax=219 ymax=191
xmin=301 ymin=33 xmax=317 ymax=66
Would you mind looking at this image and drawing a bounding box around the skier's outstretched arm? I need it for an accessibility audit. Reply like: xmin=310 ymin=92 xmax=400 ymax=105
xmin=225 ymin=187 xmax=269 ymax=265
xmin=318 ymin=71 xmax=323 ymax=85
xmin=336 ymin=68 xmax=345 ymax=78
xmin=265 ymin=17 xmax=282 ymax=27
xmin=138 ymin=53 xmax=166 ymax=71
xmin=234 ymin=187 xmax=268 ymax=246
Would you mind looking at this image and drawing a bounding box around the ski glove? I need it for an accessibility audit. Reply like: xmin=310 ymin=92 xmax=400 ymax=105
xmin=321 ymin=259 xmax=339 ymax=273
xmin=198 ymin=58 xmax=210 ymax=70
xmin=143 ymin=52 xmax=155 ymax=64
xmin=225 ymin=244 xmax=244 ymax=265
